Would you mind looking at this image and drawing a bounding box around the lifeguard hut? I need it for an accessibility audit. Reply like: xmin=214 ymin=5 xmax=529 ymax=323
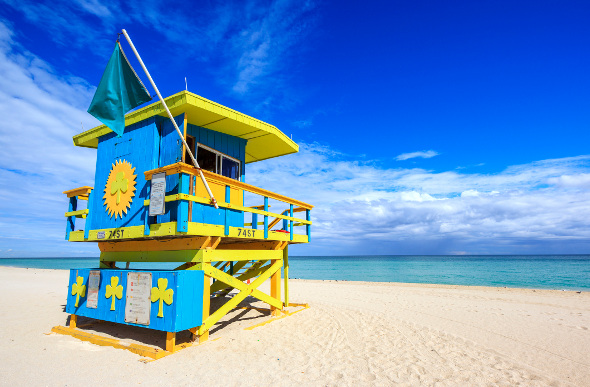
xmin=55 ymin=90 xmax=312 ymax=358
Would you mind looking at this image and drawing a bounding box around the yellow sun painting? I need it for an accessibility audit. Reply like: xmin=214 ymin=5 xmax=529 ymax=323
xmin=103 ymin=159 xmax=137 ymax=219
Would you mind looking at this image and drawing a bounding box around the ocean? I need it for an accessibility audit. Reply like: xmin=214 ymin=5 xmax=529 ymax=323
xmin=1 ymin=255 xmax=588 ymax=291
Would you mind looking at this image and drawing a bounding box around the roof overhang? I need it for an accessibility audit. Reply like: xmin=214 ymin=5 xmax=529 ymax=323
xmin=73 ymin=91 xmax=298 ymax=163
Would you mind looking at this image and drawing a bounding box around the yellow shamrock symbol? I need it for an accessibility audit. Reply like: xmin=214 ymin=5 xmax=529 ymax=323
xmin=105 ymin=276 xmax=123 ymax=311
xmin=103 ymin=160 xmax=137 ymax=219
xmin=110 ymin=171 xmax=128 ymax=205
xmin=151 ymin=278 xmax=173 ymax=318
xmin=71 ymin=276 xmax=86 ymax=307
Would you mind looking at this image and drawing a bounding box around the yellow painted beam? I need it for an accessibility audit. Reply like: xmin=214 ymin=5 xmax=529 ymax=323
xmin=270 ymin=259 xmax=281 ymax=316
xmin=203 ymin=249 xmax=282 ymax=263
xmin=51 ymin=326 xmax=174 ymax=360
xmin=144 ymin=163 xmax=313 ymax=209
xmin=199 ymin=263 xmax=211 ymax=343
xmin=283 ymin=245 xmax=289 ymax=307
xmin=244 ymin=222 xmax=265 ymax=226
xmin=243 ymin=304 xmax=309 ymax=331
xmin=203 ymin=265 xmax=283 ymax=309
xmin=166 ymin=332 xmax=176 ymax=353
xmin=100 ymin=250 xmax=204 ymax=263
xmin=143 ymin=194 xmax=312 ymax=224
xmin=197 ymin=260 xmax=282 ymax=335
xmin=64 ymin=209 xmax=89 ymax=217
xmin=63 ymin=186 xmax=93 ymax=198
xmin=216 ymin=241 xmax=283 ymax=250
xmin=67 ymin=222 xmax=309 ymax=244
xmin=98 ymin=236 xmax=213 ymax=252
xmin=207 ymin=259 xmax=250 ymax=295
xmin=209 ymin=260 xmax=268 ymax=295
xmin=186 ymin=223 xmax=309 ymax=243
xmin=249 ymin=204 xmax=270 ymax=210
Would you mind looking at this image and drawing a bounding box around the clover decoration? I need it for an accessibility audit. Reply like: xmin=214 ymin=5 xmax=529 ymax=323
xmin=110 ymin=171 xmax=128 ymax=205
xmin=105 ymin=276 xmax=123 ymax=311
xmin=151 ymin=278 xmax=174 ymax=318
xmin=103 ymin=160 xmax=136 ymax=219
xmin=71 ymin=276 xmax=86 ymax=307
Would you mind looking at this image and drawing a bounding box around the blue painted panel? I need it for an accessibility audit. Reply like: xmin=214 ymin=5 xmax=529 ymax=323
xmin=90 ymin=118 xmax=159 ymax=231
xmin=156 ymin=115 xmax=184 ymax=225
xmin=65 ymin=197 xmax=76 ymax=240
xmin=185 ymin=124 xmax=246 ymax=166
xmin=177 ymin=173 xmax=190 ymax=232
xmin=65 ymin=268 xmax=204 ymax=332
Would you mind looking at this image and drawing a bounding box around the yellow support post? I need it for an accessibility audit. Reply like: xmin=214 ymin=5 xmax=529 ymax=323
xmin=166 ymin=332 xmax=176 ymax=352
xmin=283 ymin=245 xmax=289 ymax=307
xmin=198 ymin=263 xmax=211 ymax=343
xmin=70 ymin=314 xmax=77 ymax=329
xmin=270 ymin=259 xmax=281 ymax=316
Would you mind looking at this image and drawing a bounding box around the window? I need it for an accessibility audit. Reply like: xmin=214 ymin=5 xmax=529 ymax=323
xmin=196 ymin=144 xmax=218 ymax=174
xmin=194 ymin=143 xmax=241 ymax=181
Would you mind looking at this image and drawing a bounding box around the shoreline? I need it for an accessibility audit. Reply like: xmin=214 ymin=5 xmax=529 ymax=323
xmin=1 ymin=266 xmax=589 ymax=385
xmin=1 ymin=265 xmax=587 ymax=293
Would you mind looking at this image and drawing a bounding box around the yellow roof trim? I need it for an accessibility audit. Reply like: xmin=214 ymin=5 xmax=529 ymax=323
xmin=73 ymin=90 xmax=298 ymax=163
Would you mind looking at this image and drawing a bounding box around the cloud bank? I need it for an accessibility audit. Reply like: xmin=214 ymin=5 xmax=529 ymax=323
xmin=248 ymin=145 xmax=590 ymax=255
xmin=0 ymin=19 xmax=589 ymax=257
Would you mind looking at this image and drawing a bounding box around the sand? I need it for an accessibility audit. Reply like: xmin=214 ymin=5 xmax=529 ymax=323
xmin=0 ymin=266 xmax=588 ymax=386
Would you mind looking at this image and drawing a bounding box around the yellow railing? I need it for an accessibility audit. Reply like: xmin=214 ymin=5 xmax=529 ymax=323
xmin=63 ymin=186 xmax=93 ymax=240
xmin=143 ymin=163 xmax=313 ymax=240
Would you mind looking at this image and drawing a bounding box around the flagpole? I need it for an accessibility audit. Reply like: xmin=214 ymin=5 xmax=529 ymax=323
xmin=121 ymin=29 xmax=219 ymax=209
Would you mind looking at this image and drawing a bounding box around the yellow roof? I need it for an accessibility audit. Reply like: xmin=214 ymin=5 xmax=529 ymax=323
xmin=73 ymin=90 xmax=298 ymax=163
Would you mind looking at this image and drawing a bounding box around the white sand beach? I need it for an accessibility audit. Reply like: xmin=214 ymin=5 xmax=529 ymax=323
xmin=0 ymin=266 xmax=589 ymax=386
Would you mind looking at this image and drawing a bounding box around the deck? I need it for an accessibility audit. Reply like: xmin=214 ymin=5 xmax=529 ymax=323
xmin=64 ymin=162 xmax=313 ymax=245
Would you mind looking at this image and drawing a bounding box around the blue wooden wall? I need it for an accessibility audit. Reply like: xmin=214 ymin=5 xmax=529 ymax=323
xmin=65 ymin=268 xmax=204 ymax=332
xmin=90 ymin=117 xmax=159 ymax=230
xmin=89 ymin=114 xmax=246 ymax=231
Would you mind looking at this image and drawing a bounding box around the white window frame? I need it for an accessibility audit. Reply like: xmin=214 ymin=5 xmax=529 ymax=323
xmin=196 ymin=142 xmax=241 ymax=180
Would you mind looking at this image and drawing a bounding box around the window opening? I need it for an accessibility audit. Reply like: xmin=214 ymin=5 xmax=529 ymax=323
xmin=196 ymin=144 xmax=218 ymax=174
xmin=196 ymin=143 xmax=241 ymax=180
xmin=184 ymin=135 xmax=195 ymax=163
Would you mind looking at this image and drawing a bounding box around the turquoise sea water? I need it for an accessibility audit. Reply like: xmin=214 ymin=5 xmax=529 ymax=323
xmin=1 ymin=255 xmax=589 ymax=291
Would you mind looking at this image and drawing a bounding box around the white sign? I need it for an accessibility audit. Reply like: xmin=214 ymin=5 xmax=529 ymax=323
xmin=124 ymin=272 xmax=152 ymax=325
xmin=97 ymin=231 xmax=105 ymax=239
xmin=86 ymin=270 xmax=100 ymax=309
xmin=149 ymin=172 xmax=166 ymax=216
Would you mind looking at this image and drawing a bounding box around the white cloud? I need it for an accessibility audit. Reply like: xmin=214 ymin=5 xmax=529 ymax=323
xmin=0 ymin=19 xmax=99 ymax=257
xmin=396 ymin=150 xmax=439 ymax=161
xmin=227 ymin=0 xmax=317 ymax=96
xmin=248 ymin=144 xmax=590 ymax=255
xmin=1 ymin=0 xmax=318 ymax=107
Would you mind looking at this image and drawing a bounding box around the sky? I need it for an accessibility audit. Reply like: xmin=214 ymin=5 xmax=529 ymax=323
xmin=0 ymin=0 xmax=589 ymax=257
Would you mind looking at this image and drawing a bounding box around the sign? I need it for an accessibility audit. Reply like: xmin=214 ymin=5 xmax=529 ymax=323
xmin=149 ymin=172 xmax=166 ymax=216
xmin=97 ymin=231 xmax=105 ymax=239
xmin=86 ymin=270 xmax=100 ymax=308
xmin=124 ymin=272 xmax=152 ymax=325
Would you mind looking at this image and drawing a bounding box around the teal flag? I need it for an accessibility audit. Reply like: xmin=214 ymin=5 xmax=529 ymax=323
xmin=87 ymin=42 xmax=152 ymax=137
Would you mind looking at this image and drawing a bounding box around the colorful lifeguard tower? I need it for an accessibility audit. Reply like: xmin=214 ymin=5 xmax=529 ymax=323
xmin=55 ymin=91 xmax=312 ymax=358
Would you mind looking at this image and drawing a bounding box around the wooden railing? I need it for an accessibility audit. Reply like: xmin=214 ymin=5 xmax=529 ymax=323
xmin=63 ymin=186 xmax=93 ymax=240
xmin=143 ymin=163 xmax=313 ymax=241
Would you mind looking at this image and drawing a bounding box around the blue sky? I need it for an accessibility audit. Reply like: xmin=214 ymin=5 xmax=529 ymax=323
xmin=1 ymin=0 xmax=590 ymax=257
